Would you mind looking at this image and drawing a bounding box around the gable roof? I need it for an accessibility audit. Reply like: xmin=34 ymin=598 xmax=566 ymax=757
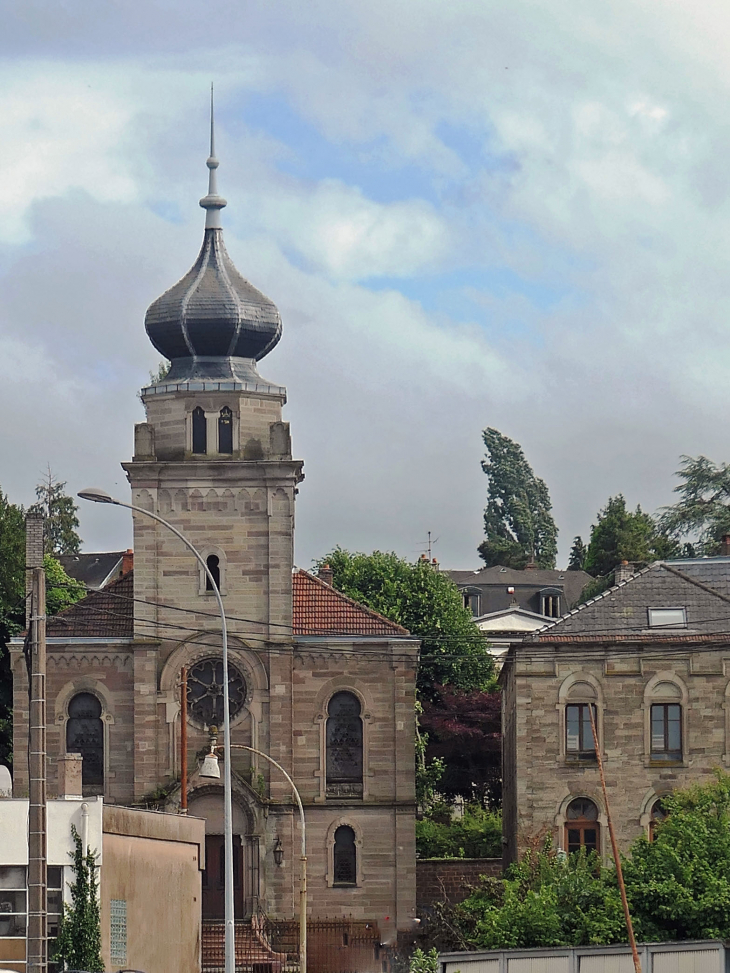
xmin=44 ymin=568 xmax=410 ymax=640
xmin=57 ymin=551 xmax=126 ymax=590
xmin=446 ymin=565 xmax=591 ymax=612
xmin=531 ymin=562 xmax=730 ymax=643
xmin=46 ymin=570 xmax=134 ymax=638
xmin=292 ymin=570 xmax=410 ymax=637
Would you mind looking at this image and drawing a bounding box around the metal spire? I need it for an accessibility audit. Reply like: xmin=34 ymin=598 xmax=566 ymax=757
xmin=199 ymin=83 xmax=227 ymax=229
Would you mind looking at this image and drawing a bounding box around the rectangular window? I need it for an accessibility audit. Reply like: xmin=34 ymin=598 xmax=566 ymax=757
xmin=110 ymin=899 xmax=127 ymax=966
xmin=648 ymin=608 xmax=687 ymax=627
xmin=651 ymin=703 xmax=682 ymax=761
xmin=565 ymin=703 xmax=597 ymax=760
xmin=0 ymin=866 xmax=63 ymax=942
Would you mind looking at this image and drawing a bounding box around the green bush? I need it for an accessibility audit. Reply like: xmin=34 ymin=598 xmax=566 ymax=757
xmin=416 ymin=803 xmax=501 ymax=859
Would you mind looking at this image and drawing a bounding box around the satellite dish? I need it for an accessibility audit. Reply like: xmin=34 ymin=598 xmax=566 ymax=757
xmin=0 ymin=765 xmax=11 ymax=798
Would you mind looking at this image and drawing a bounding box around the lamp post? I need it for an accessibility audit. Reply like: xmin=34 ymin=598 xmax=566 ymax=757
xmin=77 ymin=488 xmax=237 ymax=973
xmin=200 ymin=742 xmax=307 ymax=973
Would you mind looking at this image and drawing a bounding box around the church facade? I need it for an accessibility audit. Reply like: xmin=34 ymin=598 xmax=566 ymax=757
xmin=10 ymin=130 xmax=418 ymax=944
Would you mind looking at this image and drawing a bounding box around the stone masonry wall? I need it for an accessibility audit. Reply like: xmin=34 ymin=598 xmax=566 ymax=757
xmin=416 ymin=859 xmax=502 ymax=914
xmin=506 ymin=645 xmax=730 ymax=863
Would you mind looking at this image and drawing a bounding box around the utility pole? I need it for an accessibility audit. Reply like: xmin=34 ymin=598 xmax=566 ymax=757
xmin=26 ymin=512 xmax=47 ymax=973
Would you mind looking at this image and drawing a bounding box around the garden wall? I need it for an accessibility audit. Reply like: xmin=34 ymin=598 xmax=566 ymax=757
xmin=416 ymin=858 xmax=502 ymax=914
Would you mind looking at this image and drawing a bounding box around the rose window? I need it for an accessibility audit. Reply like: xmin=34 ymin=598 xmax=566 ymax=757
xmin=187 ymin=658 xmax=247 ymax=726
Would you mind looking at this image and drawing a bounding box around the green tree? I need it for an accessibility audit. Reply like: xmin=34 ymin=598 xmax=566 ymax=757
xmin=44 ymin=555 xmax=86 ymax=616
xmin=478 ymin=429 xmax=558 ymax=569
xmin=31 ymin=467 xmax=81 ymax=556
xmin=568 ymin=536 xmax=586 ymax=571
xmin=0 ymin=489 xmax=25 ymax=768
xmin=582 ymin=495 xmax=678 ymax=582
xmin=54 ymin=825 xmax=103 ymax=972
xmin=659 ymin=454 xmax=730 ymax=554
xmin=316 ymin=549 xmax=495 ymax=699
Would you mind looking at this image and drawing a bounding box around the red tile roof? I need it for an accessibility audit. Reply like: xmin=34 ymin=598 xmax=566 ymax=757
xmin=46 ymin=570 xmax=134 ymax=638
xmin=292 ymin=570 xmax=409 ymax=637
xmin=45 ymin=568 xmax=410 ymax=640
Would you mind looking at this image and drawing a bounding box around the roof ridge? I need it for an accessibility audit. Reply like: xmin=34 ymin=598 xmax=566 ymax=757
xmin=295 ymin=569 xmax=410 ymax=635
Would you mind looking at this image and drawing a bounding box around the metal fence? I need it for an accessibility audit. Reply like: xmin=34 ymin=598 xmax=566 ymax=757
xmin=439 ymin=939 xmax=729 ymax=973
xmin=202 ymin=917 xmax=387 ymax=973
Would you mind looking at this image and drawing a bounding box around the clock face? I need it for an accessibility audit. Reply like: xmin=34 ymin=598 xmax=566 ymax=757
xmin=187 ymin=657 xmax=247 ymax=726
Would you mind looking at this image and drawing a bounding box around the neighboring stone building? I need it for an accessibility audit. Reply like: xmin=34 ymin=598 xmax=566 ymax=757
xmin=9 ymin=127 xmax=418 ymax=953
xmin=502 ymin=557 xmax=730 ymax=865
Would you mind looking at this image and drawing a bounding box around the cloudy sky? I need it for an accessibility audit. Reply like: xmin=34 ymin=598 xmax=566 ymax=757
xmin=1 ymin=0 xmax=728 ymax=569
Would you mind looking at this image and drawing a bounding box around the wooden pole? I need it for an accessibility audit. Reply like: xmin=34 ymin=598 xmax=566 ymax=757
xmin=180 ymin=667 xmax=188 ymax=813
xmin=588 ymin=705 xmax=641 ymax=973
xmin=26 ymin=513 xmax=47 ymax=973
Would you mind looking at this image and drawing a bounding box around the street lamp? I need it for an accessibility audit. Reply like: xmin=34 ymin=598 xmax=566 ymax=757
xmin=200 ymin=742 xmax=307 ymax=973
xmin=77 ymin=488 xmax=237 ymax=973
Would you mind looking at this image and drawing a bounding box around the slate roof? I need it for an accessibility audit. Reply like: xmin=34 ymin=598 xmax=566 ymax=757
xmin=45 ymin=568 xmax=410 ymax=640
xmin=292 ymin=570 xmax=410 ymax=637
xmin=46 ymin=571 xmax=134 ymax=638
xmin=447 ymin=565 xmax=592 ymax=615
xmin=531 ymin=562 xmax=730 ymax=643
xmin=57 ymin=552 xmax=126 ymax=590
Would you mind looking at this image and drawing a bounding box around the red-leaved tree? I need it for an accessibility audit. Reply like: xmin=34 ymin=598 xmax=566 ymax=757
xmin=420 ymin=686 xmax=502 ymax=807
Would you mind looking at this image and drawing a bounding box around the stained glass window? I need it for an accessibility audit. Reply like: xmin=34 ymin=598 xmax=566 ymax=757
xmin=67 ymin=693 xmax=103 ymax=786
xmin=333 ymin=827 xmax=357 ymax=886
xmin=326 ymin=692 xmax=363 ymax=799
xmin=187 ymin=658 xmax=246 ymax=726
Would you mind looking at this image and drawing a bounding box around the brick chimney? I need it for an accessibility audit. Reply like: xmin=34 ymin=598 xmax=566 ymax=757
xmin=615 ymin=560 xmax=635 ymax=584
xmin=721 ymin=535 xmax=730 ymax=556
xmin=121 ymin=548 xmax=134 ymax=575
xmin=317 ymin=563 xmax=333 ymax=586
xmin=57 ymin=753 xmax=83 ymax=799
xmin=525 ymin=558 xmax=537 ymax=571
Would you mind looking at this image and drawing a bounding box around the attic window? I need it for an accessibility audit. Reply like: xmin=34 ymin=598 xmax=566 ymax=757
xmin=647 ymin=608 xmax=687 ymax=628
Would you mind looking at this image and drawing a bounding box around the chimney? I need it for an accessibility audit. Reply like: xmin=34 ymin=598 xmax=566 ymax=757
xmin=721 ymin=535 xmax=730 ymax=556
xmin=615 ymin=560 xmax=635 ymax=584
xmin=431 ymin=557 xmax=439 ymax=571
xmin=25 ymin=511 xmax=44 ymax=628
xmin=121 ymin=548 xmax=134 ymax=575
xmin=317 ymin=563 xmax=334 ymax=586
xmin=525 ymin=558 xmax=537 ymax=571
xmin=57 ymin=753 xmax=83 ymax=799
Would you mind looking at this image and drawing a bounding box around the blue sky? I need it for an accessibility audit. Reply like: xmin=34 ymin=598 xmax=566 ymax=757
xmin=1 ymin=0 xmax=730 ymax=567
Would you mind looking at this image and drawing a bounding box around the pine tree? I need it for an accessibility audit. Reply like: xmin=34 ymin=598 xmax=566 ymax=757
xmin=31 ymin=467 xmax=81 ymax=556
xmin=568 ymin=536 xmax=587 ymax=571
xmin=54 ymin=826 xmax=103 ymax=973
xmin=478 ymin=428 xmax=558 ymax=569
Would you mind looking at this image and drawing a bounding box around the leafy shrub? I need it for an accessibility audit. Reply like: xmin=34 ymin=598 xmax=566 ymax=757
xmin=416 ymin=803 xmax=501 ymax=859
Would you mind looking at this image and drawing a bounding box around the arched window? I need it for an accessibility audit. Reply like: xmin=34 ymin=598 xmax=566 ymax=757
xmin=564 ymin=680 xmax=598 ymax=762
xmin=565 ymin=798 xmax=599 ymax=854
xmin=218 ymin=407 xmax=233 ymax=454
xmin=649 ymin=799 xmax=667 ymax=841
xmin=192 ymin=407 xmax=207 ymax=454
xmin=648 ymin=681 xmax=683 ymax=763
xmin=206 ymin=554 xmax=221 ymax=592
xmin=333 ymin=826 xmax=357 ymax=886
xmin=326 ymin=692 xmax=363 ymax=799
xmin=66 ymin=693 xmax=103 ymax=788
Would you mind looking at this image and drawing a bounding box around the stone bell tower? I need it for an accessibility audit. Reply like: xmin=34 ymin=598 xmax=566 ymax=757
xmin=123 ymin=97 xmax=304 ymax=799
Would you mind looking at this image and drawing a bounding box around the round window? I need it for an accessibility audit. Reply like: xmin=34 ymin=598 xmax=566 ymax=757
xmin=187 ymin=658 xmax=247 ymax=726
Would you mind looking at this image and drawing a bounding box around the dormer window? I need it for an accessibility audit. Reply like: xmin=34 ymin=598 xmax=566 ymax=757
xmin=461 ymin=588 xmax=481 ymax=615
xmin=218 ymin=407 xmax=233 ymax=454
xmin=648 ymin=608 xmax=686 ymax=628
xmin=192 ymin=407 xmax=207 ymax=454
xmin=540 ymin=588 xmax=561 ymax=618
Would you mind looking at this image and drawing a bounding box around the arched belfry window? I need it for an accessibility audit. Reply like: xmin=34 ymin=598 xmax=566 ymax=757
xmin=333 ymin=826 xmax=357 ymax=886
xmin=206 ymin=555 xmax=221 ymax=592
xmin=326 ymin=692 xmax=363 ymax=799
xmin=218 ymin=406 xmax=233 ymax=454
xmin=66 ymin=693 xmax=104 ymax=788
xmin=192 ymin=407 xmax=207 ymax=454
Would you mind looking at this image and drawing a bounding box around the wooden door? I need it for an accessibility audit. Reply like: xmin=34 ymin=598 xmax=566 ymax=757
xmin=202 ymin=835 xmax=244 ymax=919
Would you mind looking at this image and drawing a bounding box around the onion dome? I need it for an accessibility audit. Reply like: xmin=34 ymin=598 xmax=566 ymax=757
xmin=143 ymin=88 xmax=283 ymax=392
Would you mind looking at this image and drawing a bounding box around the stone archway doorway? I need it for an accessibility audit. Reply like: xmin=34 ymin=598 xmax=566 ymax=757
xmin=189 ymin=791 xmax=260 ymax=919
